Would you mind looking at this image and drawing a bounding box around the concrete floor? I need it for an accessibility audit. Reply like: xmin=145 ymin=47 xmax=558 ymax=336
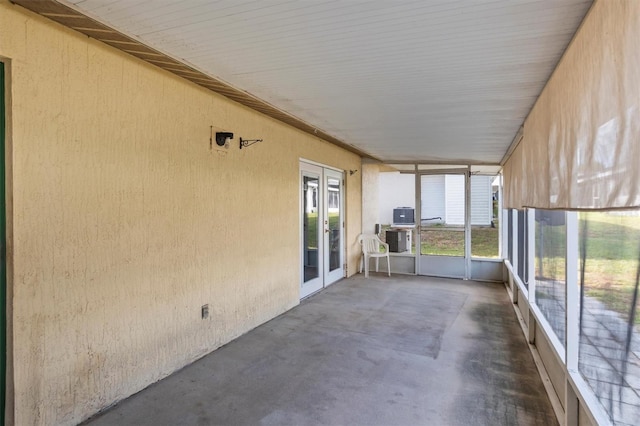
xmin=84 ymin=274 xmax=557 ymax=426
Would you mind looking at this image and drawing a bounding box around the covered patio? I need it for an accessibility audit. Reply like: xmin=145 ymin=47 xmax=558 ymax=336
xmin=2 ymin=1 xmax=639 ymax=425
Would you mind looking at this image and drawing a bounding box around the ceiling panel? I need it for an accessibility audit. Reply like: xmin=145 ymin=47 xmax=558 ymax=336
xmin=62 ymin=0 xmax=592 ymax=163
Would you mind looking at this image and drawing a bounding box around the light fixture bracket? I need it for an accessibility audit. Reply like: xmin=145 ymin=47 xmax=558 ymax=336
xmin=239 ymin=138 xmax=263 ymax=149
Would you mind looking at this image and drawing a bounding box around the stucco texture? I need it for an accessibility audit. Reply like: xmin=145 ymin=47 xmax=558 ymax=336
xmin=0 ymin=2 xmax=362 ymax=424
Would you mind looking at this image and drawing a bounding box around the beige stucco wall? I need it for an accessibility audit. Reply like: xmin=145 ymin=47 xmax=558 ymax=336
xmin=0 ymin=2 xmax=362 ymax=424
xmin=361 ymin=162 xmax=380 ymax=235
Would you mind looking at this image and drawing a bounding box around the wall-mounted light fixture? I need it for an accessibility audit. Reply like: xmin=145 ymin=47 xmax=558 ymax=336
xmin=210 ymin=126 xmax=234 ymax=149
xmin=239 ymin=138 xmax=263 ymax=149
xmin=215 ymin=132 xmax=234 ymax=147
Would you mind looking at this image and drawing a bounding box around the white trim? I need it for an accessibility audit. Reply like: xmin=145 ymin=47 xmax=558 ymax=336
xmin=512 ymin=209 xmax=519 ymax=280
xmin=527 ymin=209 xmax=536 ymax=303
xmin=505 ymin=260 xmax=528 ymax=299
xmin=415 ymin=170 xmax=421 ymax=274
xmin=498 ymin=174 xmax=504 ymax=259
xmin=417 ymin=168 xmax=468 ymax=176
xmin=565 ymin=211 xmax=578 ymax=371
xmin=502 ymin=209 xmax=509 ymax=262
xmin=299 ymin=158 xmax=343 ymax=173
xmin=464 ymin=167 xmax=471 ymax=279
xmin=388 ymin=252 xmax=417 ymax=258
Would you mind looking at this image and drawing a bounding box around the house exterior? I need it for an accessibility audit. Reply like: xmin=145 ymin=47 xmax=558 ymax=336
xmin=0 ymin=2 xmax=362 ymax=424
xmin=377 ymin=172 xmax=415 ymax=226
xmin=421 ymin=175 xmax=493 ymax=226
xmin=378 ymin=173 xmax=493 ymax=226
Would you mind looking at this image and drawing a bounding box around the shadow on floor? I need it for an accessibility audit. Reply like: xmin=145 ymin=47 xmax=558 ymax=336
xmin=84 ymin=274 xmax=557 ymax=426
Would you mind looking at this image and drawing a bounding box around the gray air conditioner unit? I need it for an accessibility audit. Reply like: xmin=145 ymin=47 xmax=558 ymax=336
xmin=393 ymin=207 xmax=415 ymax=225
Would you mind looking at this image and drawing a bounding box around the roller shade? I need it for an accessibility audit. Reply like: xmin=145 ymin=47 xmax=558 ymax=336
xmin=503 ymin=0 xmax=640 ymax=210
xmin=502 ymin=142 xmax=522 ymax=210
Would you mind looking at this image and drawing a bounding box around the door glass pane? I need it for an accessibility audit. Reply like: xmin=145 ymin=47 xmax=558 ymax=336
xmin=420 ymin=174 xmax=465 ymax=256
xmin=470 ymin=175 xmax=500 ymax=258
xmin=327 ymin=176 xmax=341 ymax=272
xmin=303 ymin=175 xmax=319 ymax=282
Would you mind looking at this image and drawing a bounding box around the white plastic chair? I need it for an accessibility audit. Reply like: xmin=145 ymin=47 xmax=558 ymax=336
xmin=357 ymin=234 xmax=391 ymax=278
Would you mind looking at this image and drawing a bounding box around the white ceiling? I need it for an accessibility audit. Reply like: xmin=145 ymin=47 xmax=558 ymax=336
xmin=67 ymin=0 xmax=592 ymax=164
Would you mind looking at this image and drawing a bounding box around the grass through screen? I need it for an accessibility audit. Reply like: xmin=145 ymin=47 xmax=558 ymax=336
xmin=537 ymin=212 xmax=640 ymax=324
xmin=419 ymin=226 xmax=499 ymax=257
xmin=376 ymin=224 xmax=499 ymax=257
xmin=579 ymin=212 xmax=640 ymax=325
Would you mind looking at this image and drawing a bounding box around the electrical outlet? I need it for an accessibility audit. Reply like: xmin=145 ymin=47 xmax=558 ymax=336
xmin=201 ymin=304 xmax=209 ymax=319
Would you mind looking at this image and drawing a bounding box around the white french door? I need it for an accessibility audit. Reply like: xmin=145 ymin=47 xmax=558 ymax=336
xmin=324 ymin=169 xmax=345 ymax=285
xmin=300 ymin=162 xmax=344 ymax=299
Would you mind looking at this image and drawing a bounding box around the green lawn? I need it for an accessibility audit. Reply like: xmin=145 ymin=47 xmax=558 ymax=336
xmin=471 ymin=227 xmax=500 ymax=258
xmin=421 ymin=227 xmax=465 ymax=256
xmin=377 ymin=223 xmax=499 ymax=257
xmin=304 ymin=211 xmax=339 ymax=249
xmin=579 ymin=212 xmax=640 ymax=324
xmin=418 ymin=226 xmax=499 ymax=257
xmin=536 ymin=212 xmax=640 ymax=324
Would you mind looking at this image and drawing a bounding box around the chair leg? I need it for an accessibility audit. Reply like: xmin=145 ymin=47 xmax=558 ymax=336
xmin=375 ymin=257 xmax=379 ymax=272
xmin=359 ymin=255 xmax=363 ymax=274
xmin=364 ymin=256 xmax=369 ymax=278
xmin=386 ymin=255 xmax=391 ymax=277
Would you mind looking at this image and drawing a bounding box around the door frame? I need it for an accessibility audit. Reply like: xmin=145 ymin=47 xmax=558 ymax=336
xmin=414 ymin=166 xmax=503 ymax=281
xmin=299 ymin=160 xmax=345 ymax=299
xmin=416 ymin=168 xmax=469 ymax=279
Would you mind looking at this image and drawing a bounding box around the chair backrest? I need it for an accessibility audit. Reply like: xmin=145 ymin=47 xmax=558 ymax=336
xmin=358 ymin=234 xmax=383 ymax=254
